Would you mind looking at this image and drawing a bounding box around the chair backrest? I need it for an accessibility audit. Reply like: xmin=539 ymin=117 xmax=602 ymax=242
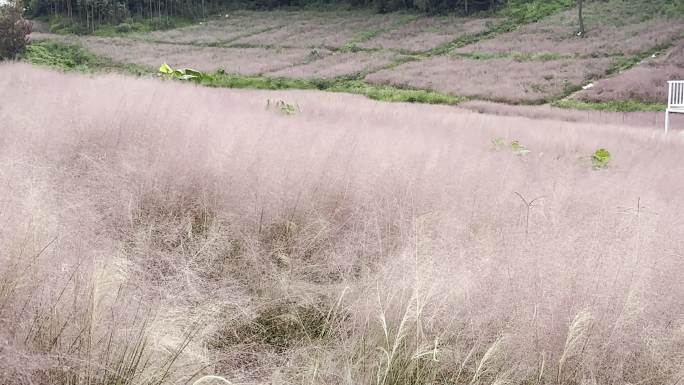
xmin=669 ymin=81 xmax=684 ymax=108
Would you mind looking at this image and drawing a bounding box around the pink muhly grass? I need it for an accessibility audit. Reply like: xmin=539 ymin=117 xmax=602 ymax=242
xmin=577 ymin=41 xmax=684 ymax=103
xmin=366 ymin=56 xmax=614 ymax=103
xmin=1 ymin=62 xmax=683 ymax=385
xmin=267 ymin=50 xmax=399 ymax=79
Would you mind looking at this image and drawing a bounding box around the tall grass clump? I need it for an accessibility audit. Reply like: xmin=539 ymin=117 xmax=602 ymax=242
xmin=1 ymin=62 xmax=683 ymax=385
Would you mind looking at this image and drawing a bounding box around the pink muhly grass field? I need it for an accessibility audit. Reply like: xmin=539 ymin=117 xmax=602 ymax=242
xmin=577 ymin=41 xmax=684 ymax=103
xmin=456 ymin=5 xmax=684 ymax=57
xmin=266 ymin=50 xmax=399 ymax=79
xmin=39 ymin=35 xmax=314 ymax=74
xmin=1 ymin=63 xmax=683 ymax=385
xmin=459 ymin=100 xmax=684 ymax=128
xmin=358 ymin=16 xmax=497 ymax=52
xmin=366 ymin=56 xmax=615 ymax=103
xmin=232 ymin=13 xmax=403 ymax=48
xmin=140 ymin=12 xmax=289 ymax=45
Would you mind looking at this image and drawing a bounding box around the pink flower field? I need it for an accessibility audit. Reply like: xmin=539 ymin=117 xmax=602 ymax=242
xmin=232 ymin=13 xmax=406 ymax=49
xmin=358 ymin=16 xmax=497 ymax=52
xmin=456 ymin=4 xmax=684 ymax=57
xmin=139 ymin=11 xmax=291 ymax=45
xmin=366 ymin=56 xmax=615 ymax=103
xmin=35 ymin=35 xmax=316 ymax=74
xmin=3 ymin=63 xmax=684 ymax=385
xmin=576 ymin=41 xmax=684 ymax=103
xmin=267 ymin=50 xmax=400 ymax=79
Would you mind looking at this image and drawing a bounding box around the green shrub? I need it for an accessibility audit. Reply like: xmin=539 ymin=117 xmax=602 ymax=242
xmin=0 ymin=2 xmax=32 ymax=60
xmin=21 ymin=41 xmax=94 ymax=69
xmin=592 ymin=148 xmax=611 ymax=169
xmin=552 ymin=99 xmax=666 ymax=112
xmin=114 ymin=22 xmax=132 ymax=33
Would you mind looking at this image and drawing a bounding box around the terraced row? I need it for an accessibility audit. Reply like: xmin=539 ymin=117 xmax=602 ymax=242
xmin=31 ymin=1 xmax=684 ymax=105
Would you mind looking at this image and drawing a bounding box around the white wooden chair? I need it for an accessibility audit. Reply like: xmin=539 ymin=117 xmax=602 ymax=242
xmin=666 ymin=80 xmax=684 ymax=133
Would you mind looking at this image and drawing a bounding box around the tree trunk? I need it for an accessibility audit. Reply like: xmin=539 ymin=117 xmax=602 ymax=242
xmin=578 ymin=0 xmax=585 ymax=37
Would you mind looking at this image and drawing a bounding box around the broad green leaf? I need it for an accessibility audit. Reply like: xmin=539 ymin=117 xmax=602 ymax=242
xmin=592 ymin=148 xmax=611 ymax=169
xmin=159 ymin=63 xmax=173 ymax=74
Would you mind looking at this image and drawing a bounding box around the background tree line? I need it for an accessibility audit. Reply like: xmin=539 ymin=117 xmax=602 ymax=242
xmin=25 ymin=0 xmax=523 ymax=29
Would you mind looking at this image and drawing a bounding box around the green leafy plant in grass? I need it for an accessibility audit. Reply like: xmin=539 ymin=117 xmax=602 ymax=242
xmin=266 ymin=99 xmax=299 ymax=115
xmin=591 ymin=148 xmax=611 ymax=169
xmin=511 ymin=140 xmax=531 ymax=156
xmin=491 ymin=137 xmax=506 ymax=150
xmin=491 ymin=138 xmax=530 ymax=156
xmin=159 ymin=62 xmax=212 ymax=83
xmin=339 ymin=42 xmax=362 ymax=53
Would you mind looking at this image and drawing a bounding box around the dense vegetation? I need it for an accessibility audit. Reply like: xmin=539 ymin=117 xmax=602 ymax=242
xmin=26 ymin=0 xmax=575 ymax=34
xmin=3 ymin=62 xmax=684 ymax=385
xmin=0 ymin=1 xmax=32 ymax=59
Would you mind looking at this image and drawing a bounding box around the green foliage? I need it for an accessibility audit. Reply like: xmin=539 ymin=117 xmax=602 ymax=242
xmin=491 ymin=138 xmax=531 ymax=156
xmin=47 ymin=15 xmax=85 ymax=34
xmin=45 ymin=15 xmax=191 ymax=36
xmin=513 ymin=51 xmax=566 ymax=62
xmin=591 ymin=148 xmax=611 ymax=169
xmin=501 ymin=0 xmax=574 ymax=25
xmin=206 ymin=72 xmax=462 ymax=105
xmin=328 ymin=79 xmax=462 ymax=104
xmin=511 ymin=140 xmax=531 ymax=156
xmin=21 ymin=41 xmax=94 ymax=69
xmin=339 ymin=42 xmax=363 ymax=53
xmin=0 ymin=2 xmax=32 ymax=60
xmin=207 ymin=72 xmax=317 ymax=90
xmin=159 ymin=62 xmax=213 ymax=83
xmin=552 ymin=99 xmax=666 ymax=112
xmin=21 ymin=41 xmax=150 ymax=74
xmin=23 ymin=41 xmax=461 ymax=106
xmin=491 ymin=137 xmax=506 ymax=149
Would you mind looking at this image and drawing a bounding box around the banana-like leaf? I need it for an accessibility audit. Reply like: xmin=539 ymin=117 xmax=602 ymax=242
xmin=159 ymin=63 xmax=173 ymax=74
